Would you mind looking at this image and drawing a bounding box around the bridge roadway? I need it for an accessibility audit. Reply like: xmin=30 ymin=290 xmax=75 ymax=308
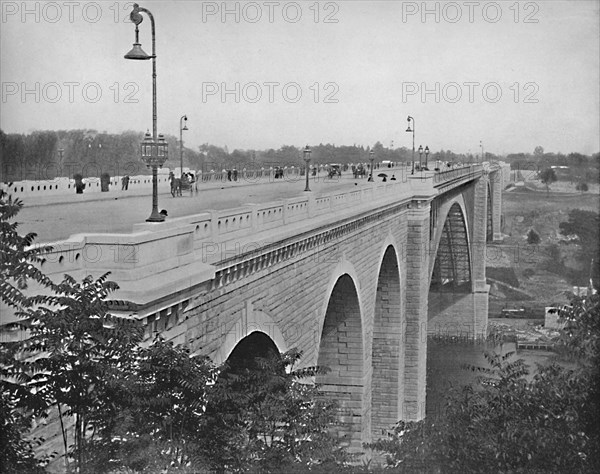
xmin=17 ymin=171 xmax=405 ymax=243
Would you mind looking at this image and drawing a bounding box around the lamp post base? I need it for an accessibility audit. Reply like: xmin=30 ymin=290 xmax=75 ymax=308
xmin=304 ymin=158 xmax=311 ymax=191
xmin=146 ymin=165 xmax=164 ymax=222
xmin=146 ymin=213 xmax=165 ymax=223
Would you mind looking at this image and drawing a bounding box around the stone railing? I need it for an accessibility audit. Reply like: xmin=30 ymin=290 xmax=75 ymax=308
xmin=1 ymin=173 xmax=172 ymax=199
xmin=432 ymin=164 xmax=483 ymax=185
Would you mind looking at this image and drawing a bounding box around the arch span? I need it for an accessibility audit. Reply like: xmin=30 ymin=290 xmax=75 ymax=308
xmin=213 ymin=304 xmax=288 ymax=366
xmin=429 ymin=198 xmax=472 ymax=293
xmin=371 ymin=245 xmax=404 ymax=437
xmin=428 ymin=200 xmax=473 ymax=334
xmin=316 ymin=273 xmax=365 ymax=448
xmin=225 ymin=331 xmax=280 ymax=371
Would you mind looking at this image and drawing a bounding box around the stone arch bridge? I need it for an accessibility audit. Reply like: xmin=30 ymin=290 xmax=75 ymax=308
xmin=31 ymin=162 xmax=509 ymax=447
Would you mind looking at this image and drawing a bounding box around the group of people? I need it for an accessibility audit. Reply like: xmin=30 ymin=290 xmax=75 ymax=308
xmin=352 ymin=165 xmax=367 ymax=179
xmin=226 ymin=169 xmax=239 ymax=181
xmin=121 ymin=175 xmax=130 ymax=190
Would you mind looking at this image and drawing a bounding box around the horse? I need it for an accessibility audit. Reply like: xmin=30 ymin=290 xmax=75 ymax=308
xmin=169 ymin=172 xmax=182 ymax=197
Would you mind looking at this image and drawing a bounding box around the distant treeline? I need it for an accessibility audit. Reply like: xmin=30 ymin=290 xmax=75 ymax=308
xmin=0 ymin=129 xmax=206 ymax=182
xmin=1 ymin=129 xmax=598 ymax=182
xmin=507 ymin=149 xmax=599 ymax=182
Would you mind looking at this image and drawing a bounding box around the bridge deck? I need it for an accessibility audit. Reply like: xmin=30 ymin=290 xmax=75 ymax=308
xmin=16 ymin=168 xmax=409 ymax=243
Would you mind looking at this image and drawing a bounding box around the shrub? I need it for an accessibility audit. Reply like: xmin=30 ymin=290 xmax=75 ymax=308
xmin=522 ymin=268 xmax=535 ymax=279
xmin=575 ymin=181 xmax=589 ymax=192
xmin=527 ymin=228 xmax=540 ymax=245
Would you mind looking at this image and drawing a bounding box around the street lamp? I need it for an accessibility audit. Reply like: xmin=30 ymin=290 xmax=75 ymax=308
xmin=406 ymin=115 xmax=415 ymax=175
xmin=368 ymin=149 xmax=375 ymax=182
xmin=303 ymin=145 xmax=312 ymax=192
xmin=425 ymin=145 xmax=430 ymax=169
xmin=180 ymin=115 xmax=188 ymax=179
xmin=480 ymin=140 xmax=484 ymax=164
xmin=418 ymin=145 xmax=423 ymax=171
xmin=125 ymin=3 xmax=168 ymax=222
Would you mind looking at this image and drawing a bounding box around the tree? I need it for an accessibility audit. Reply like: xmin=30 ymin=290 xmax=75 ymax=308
xmin=539 ymin=167 xmax=557 ymax=194
xmin=0 ymin=392 xmax=46 ymax=474
xmin=559 ymin=209 xmax=600 ymax=278
xmin=533 ymin=145 xmax=544 ymax=158
xmin=14 ymin=274 xmax=144 ymax=472
xmin=1 ymin=190 xmax=54 ymax=472
xmin=89 ymin=336 xmax=217 ymax=473
xmin=0 ymin=191 xmax=54 ymax=310
xmin=2 ymin=191 xmax=146 ymax=471
xmin=527 ymin=228 xmax=540 ymax=245
xmin=576 ymin=181 xmax=589 ymax=193
xmin=199 ymin=349 xmax=351 ymax=473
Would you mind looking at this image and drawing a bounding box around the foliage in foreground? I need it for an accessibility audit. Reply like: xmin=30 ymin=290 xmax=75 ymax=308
xmin=197 ymin=348 xmax=353 ymax=473
xmin=368 ymin=294 xmax=600 ymax=473
xmin=1 ymin=190 xmax=54 ymax=473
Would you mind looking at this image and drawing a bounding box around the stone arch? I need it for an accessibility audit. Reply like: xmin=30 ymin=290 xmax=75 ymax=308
xmin=427 ymin=198 xmax=473 ymax=335
xmin=223 ymin=331 xmax=280 ymax=371
xmin=318 ymin=257 xmax=365 ymax=332
xmin=371 ymin=244 xmax=404 ymax=438
xmin=212 ymin=303 xmax=288 ymax=366
xmin=316 ymin=272 xmax=365 ymax=449
xmin=428 ymin=195 xmax=472 ymax=289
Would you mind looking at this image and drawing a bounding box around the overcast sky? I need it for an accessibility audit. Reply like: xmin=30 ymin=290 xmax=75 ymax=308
xmin=1 ymin=0 xmax=599 ymax=155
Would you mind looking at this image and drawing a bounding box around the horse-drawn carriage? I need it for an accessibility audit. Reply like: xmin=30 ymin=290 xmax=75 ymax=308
xmin=327 ymin=164 xmax=342 ymax=179
xmin=169 ymin=172 xmax=196 ymax=197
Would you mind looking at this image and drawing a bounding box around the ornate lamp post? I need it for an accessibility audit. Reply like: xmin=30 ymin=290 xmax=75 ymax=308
xmin=124 ymin=3 xmax=168 ymax=222
xmin=418 ymin=145 xmax=423 ymax=171
xmin=368 ymin=149 xmax=375 ymax=182
xmin=303 ymin=145 xmax=312 ymax=191
xmin=424 ymin=145 xmax=430 ymax=169
xmin=480 ymin=140 xmax=484 ymax=164
xmin=180 ymin=115 xmax=188 ymax=179
xmin=406 ymin=115 xmax=415 ymax=175
xmin=140 ymin=131 xmax=168 ymax=215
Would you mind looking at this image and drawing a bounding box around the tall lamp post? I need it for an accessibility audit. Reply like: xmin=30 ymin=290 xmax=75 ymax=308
xmin=424 ymin=145 xmax=430 ymax=169
xmin=418 ymin=145 xmax=423 ymax=171
xmin=368 ymin=149 xmax=375 ymax=182
xmin=303 ymin=145 xmax=312 ymax=192
xmin=480 ymin=140 xmax=484 ymax=164
xmin=180 ymin=115 xmax=188 ymax=178
xmin=406 ymin=115 xmax=415 ymax=175
xmin=124 ymin=3 xmax=168 ymax=222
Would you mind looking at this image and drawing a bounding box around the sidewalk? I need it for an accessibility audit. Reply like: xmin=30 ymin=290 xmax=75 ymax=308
xmin=16 ymin=166 xmax=411 ymax=208
xmin=18 ymin=175 xmax=292 ymax=207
